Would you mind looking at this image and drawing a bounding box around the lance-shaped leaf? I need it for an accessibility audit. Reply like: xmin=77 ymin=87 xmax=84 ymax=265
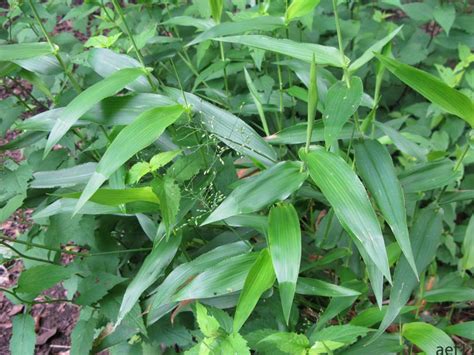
xmin=296 ymin=278 xmax=360 ymax=297
xmin=151 ymin=176 xmax=180 ymax=237
xmin=234 ymin=248 xmax=275 ymax=332
xmin=349 ymin=26 xmax=403 ymax=72
xmin=31 ymin=163 xmax=97 ymax=188
xmin=44 ymin=68 xmax=145 ymax=156
xmin=244 ymin=68 xmax=269 ymax=135
xmin=300 ymin=148 xmax=391 ymax=283
xmin=74 ymin=105 xmax=183 ymax=214
xmin=371 ymin=207 xmax=443 ymax=341
xmin=0 ymin=43 xmax=52 ymax=61
xmin=115 ymin=234 xmax=181 ymax=328
xmin=268 ymin=203 xmax=301 ymax=324
xmin=402 ymin=322 xmax=454 ymax=354
xmin=213 ymin=35 xmax=347 ymax=67
xmin=202 ymin=161 xmax=308 ymax=225
xmin=375 ymin=54 xmax=474 ymax=127
xmin=462 ymin=216 xmax=474 ymax=271
xmin=209 ymin=0 xmax=223 ymax=23
xmin=188 ymin=16 xmax=284 ymax=46
xmin=323 ymin=76 xmax=363 ymax=148
xmin=285 ymin=0 xmax=320 ymax=22
xmin=354 ymin=139 xmax=417 ymax=277
xmin=165 ymin=87 xmax=277 ymax=166
xmin=147 ymin=241 xmax=252 ymax=325
xmin=62 ymin=187 xmax=160 ymax=206
xmin=10 ymin=314 xmax=36 ymax=355
xmin=173 ymin=253 xmax=258 ymax=301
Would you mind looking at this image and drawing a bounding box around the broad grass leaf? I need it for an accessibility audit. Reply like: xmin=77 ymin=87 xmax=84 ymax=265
xmin=354 ymin=139 xmax=417 ymax=276
xmin=88 ymin=48 xmax=158 ymax=92
xmin=147 ymin=241 xmax=252 ymax=325
xmin=0 ymin=43 xmax=51 ymax=61
xmin=115 ymin=234 xmax=182 ymax=328
xmin=285 ymin=0 xmax=320 ymax=23
xmin=62 ymin=187 xmax=160 ymax=206
xmin=372 ymin=207 xmax=443 ymax=340
xmin=376 ymin=54 xmax=474 ymax=127
xmin=462 ymin=216 xmax=474 ymax=271
xmin=424 ymin=287 xmax=474 ymax=302
xmin=310 ymin=325 xmax=371 ymax=353
xmin=296 ymin=278 xmax=360 ymax=297
xmin=10 ymin=314 xmax=35 ymax=355
xmin=173 ymin=253 xmax=258 ymax=301
xmin=209 ymin=0 xmax=223 ymax=23
xmin=213 ymin=35 xmax=347 ymax=67
xmin=439 ymin=190 xmax=474 ymax=204
xmin=33 ymin=199 xmax=121 ymax=220
xmin=14 ymin=55 xmax=62 ymax=75
xmin=151 ymin=176 xmax=180 ymax=237
xmin=349 ymin=305 xmax=417 ymax=328
xmin=268 ymin=203 xmax=301 ymax=324
xmin=300 ymin=149 xmax=391 ymax=283
xmin=323 ymin=77 xmax=363 ymax=148
xmin=244 ymin=68 xmax=269 ymax=135
xmin=165 ymin=87 xmax=277 ymax=166
xmin=74 ymin=105 xmax=183 ymax=214
xmin=31 ymin=163 xmax=97 ymax=188
xmin=202 ymin=161 xmax=308 ymax=225
xmin=233 ymin=248 xmax=275 ymax=332
xmin=342 ymin=334 xmax=403 ymax=355
xmin=402 ymin=322 xmax=454 ymax=354
xmin=188 ymin=16 xmax=284 ymax=45
xmin=44 ymin=68 xmax=145 ymax=156
xmin=445 ymin=321 xmax=474 ymax=340
xmin=348 ymin=26 xmax=403 ymax=72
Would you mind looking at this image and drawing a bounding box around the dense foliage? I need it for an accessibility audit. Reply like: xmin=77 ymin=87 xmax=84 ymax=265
xmin=1 ymin=0 xmax=473 ymax=353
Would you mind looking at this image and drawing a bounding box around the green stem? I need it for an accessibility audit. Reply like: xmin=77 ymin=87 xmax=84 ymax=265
xmin=332 ymin=0 xmax=350 ymax=87
xmin=219 ymin=42 xmax=230 ymax=98
xmin=28 ymin=0 xmax=82 ymax=93
xmin=0 ymin=241 xmax=58 ymax=265
xmin=111 ymin=0 xmax=158 ymax=92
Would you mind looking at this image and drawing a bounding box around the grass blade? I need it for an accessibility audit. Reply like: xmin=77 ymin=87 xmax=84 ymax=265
xmin=268 ymin=203 xmax=301 ymax=324
xmin=233 ymin=248 xmax=275 ymax=332
xmin=244 ymin=68 xmax=269 ymax=135
xmin=74 ymin=105 xmax=183 ymax=214
xmin=296 ymin=278 xmax=361 ymax=297
xmin=0 ymin=43 xmax=51 ymax=61
xmin=354 ymin=139 xmax=417 ymax=277
xmin=285 ymin=0 xmax=320 ymax=23
xmin=376 ymin=53 xmax=474 ymax=127
xmin=300 ymin=148 xmax=391 ymax=283
xmin=402 ymin=322 xmax=454 ymax=354
xmin=44 ymin=68 xmax=145 ymax=156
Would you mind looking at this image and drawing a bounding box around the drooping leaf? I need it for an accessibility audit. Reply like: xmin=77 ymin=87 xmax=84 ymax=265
xmin=296 ymin=278 xmax=361 ymax=297
xmin=268 ymin=203 xmax=301 ymax=324
xmin=151 ymin=176 xmax=181 ymax=237
xmin=213 ymin=35 xmax=347 ymax=67
xmin=62 ymin=187 xmax=160 ymax=206
xmin=300 ymin=148 xmax=391 ymax=283
xmin=10 ymin=314 xmax=36 ymax=355
xmin=285 ymin=0 xmax=320 ymax=23
xmin=0 ymin=43 xmax=51 ymax=61
xmin=445 ymin=321 xmax=474 ymax=341
xmin=233 ymin=248 xmax=275 ymax=332
xmin=75 ymin=105 xmax=183 ymax=214
xmin=424 ymin=287 xmax=474 ymax=302
xmin=323 ymin=76 xmax=363 ymax=148
xmin=44 ymin=68 xmax=145 ymax=155
xmin=31 ymin=163 xmax=97 ymax=188
xmin=461 ymin=216 xmax=474 ymax=271
xmin=310 ymin=325 xmax=371 ymax=353
xmin=115 ymin=234 xmax=181 ymax=327
xmin=354 ymin=139 xmax=417 ymax=276
xmin=202 ymin=161 xmax=308 ymax=225
xmin=244 ymin=68 xmax=269 ymax=135
xmin=402 ymin=322 xmax=454 ymax=354
xmin=376 ymin=54 xmax=474 ymax=127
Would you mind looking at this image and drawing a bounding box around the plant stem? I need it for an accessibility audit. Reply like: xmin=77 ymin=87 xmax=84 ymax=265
xmin=28 ymin=0 xmax=82 ymax=93
xmin=332 ymin=0 xmax=350 ymax=86
xmin=111 ymin=0 xmax=158 ymax=92
xmin=219 ymin=42 xmax=230 ymax=98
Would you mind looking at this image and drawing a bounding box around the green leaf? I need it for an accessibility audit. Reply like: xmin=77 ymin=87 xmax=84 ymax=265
xmin=202 ymin=161 xmax=308 ymax=225
xmin=310 ymin=325 xmax=371 ymax=353
xmin=296 ymin=278 xmax=361 ymax=297
xmin=461 ymin=216 xmax=474 ymax=271
xmin=424 ymin=287 xmax=474 ymax=302
xmin=31 ymin=163 xmax=97 ymax=188
xmin=349 ymin=305 xmax=417 ymax=328
xmin=188 ymin=16 xmax=285 ymax=45
xmin=445 ymin=321 xmax=474 ymax=341
xmin=354 ymin=139 xmax=417 ymax=276
xmin=127 ymin=162 xmax=151 ymax=185
xmin=44 ymin=68 xmax=145 ymax=155
xmin=147 ymin=241 xmax=252 ymax=325
xmin=151 ymin=176 xmax=181 ymax=237
xmin=285 ymin=0 xmax=320 ymax=23
xmin=257 ymin=332 xmax=309 ymax=354
xmin=71 ymin=310 xmax=98 ymax=355
xmin=375 ymin=54 xmax=474 ymax=127
xmin=150 ymin=150 xmax=181 ymax=171
xmin=213 ymin=35 xmax=347 ymax=67
xmin=10 ymin=314 xmax=35 ymax=355
xmin=323 ymin=77 xmax=363 ymax=148
xmin=14 ymin=55 xmax=62 ymax=75
xmin=0 ymin=43 xmax=51 ymax=61
xmin=434 ymin=5 xmax=455 ymax=35
xmin=402 ymin=322 xmax=454 ymax=354
xmin=196 ymin=302 xmax=221 ymax=337
xmin=75 ymin=105 xmax=183 ymax=214
xmin=300 ymin=148 xmax=391 ymax=283
xmin=348 ymin=26 xmax=403 ymax=72
xmin=16 ymin=264 xmax=75 ymax=297
xmin=165 ymin=88 xmax=277 ymax=166
xmin=115 ymin=234 xmax=181 ymax=327
xmin=244 ymin=68 xmax=269 ymax=136
xmin=234 ymin=248 xmax=275 ymax=332
xmin=209 ymin=0 xmax=223 ymax=23
xmin=268 ymin=203 xmax=301 ymax=324
xmin=62 ymin=187 xmax=160 ymax=206
xmin=173 ymin=253 xmax=258 ymax=301
xmin=372 ymin=207 xmax=443 ymax=340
